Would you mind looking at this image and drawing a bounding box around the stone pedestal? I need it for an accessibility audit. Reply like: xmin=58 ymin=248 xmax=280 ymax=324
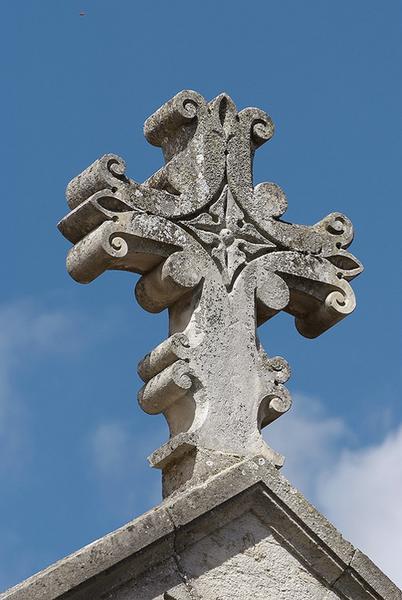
xmin=2 ymin=458 xmax=400 ymax=600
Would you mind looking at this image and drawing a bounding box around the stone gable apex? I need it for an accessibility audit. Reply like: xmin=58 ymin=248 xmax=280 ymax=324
xmin=2 ymin=459 xmax=400 ymax=600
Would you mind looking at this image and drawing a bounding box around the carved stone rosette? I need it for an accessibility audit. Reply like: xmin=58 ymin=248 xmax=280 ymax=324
xmin=58 ymin=91 xmax=362 ymax=495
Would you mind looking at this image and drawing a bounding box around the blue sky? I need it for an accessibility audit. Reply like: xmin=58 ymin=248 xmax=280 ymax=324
xmin=1 ymin=0 xmax=402 ymax=590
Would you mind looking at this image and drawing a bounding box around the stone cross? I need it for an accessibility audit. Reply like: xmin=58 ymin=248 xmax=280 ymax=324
xmin=58 ymin=91 xmax=362 ymax=496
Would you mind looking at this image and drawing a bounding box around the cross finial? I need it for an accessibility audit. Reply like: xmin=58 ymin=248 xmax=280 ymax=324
xmin=58 ymin=91 xmax=362 ymax=496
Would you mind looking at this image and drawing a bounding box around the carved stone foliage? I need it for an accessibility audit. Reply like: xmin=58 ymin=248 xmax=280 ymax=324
xmin=58 ymin=91 xmax=362 ymax=494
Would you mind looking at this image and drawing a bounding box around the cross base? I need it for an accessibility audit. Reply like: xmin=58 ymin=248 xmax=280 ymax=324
xmin=149 ymin=434 xmax=284 ymax=497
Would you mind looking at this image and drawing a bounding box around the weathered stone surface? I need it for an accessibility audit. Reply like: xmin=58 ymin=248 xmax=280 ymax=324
xmin=58 ymin=91 xmax=363 ymax=496
xmin=2 ymin=459 xmax=400 ymax=599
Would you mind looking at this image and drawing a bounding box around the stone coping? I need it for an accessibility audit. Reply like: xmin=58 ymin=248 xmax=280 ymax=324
xmin=2 ymin=457 xmax=400 ymax=600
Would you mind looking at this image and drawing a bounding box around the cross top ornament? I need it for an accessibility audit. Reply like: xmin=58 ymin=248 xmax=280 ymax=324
xmin=59 ymin=91 xmax=362 ymax=496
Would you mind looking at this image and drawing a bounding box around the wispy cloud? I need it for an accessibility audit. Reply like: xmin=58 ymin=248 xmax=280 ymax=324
xmin=0 ymin=299 xmax=91 ymax=591
xmin=90 ymin=422 xmax=133 ymax=477
xmin=88 ymin=420 xmax=163 ymax=516
xmin=0 ymin=300 xmax=80 ymax=474
xmin=266 ymin=394 xmax=350 ymax=494
xmin=265 ymin=395 xmax=402 ymax=586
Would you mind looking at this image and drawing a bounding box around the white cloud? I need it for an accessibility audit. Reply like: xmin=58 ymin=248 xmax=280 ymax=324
xmin=264 ymin=395 xmax=402 ymax=587
xmin=319 ymin=425 xmax=402 ymax=586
